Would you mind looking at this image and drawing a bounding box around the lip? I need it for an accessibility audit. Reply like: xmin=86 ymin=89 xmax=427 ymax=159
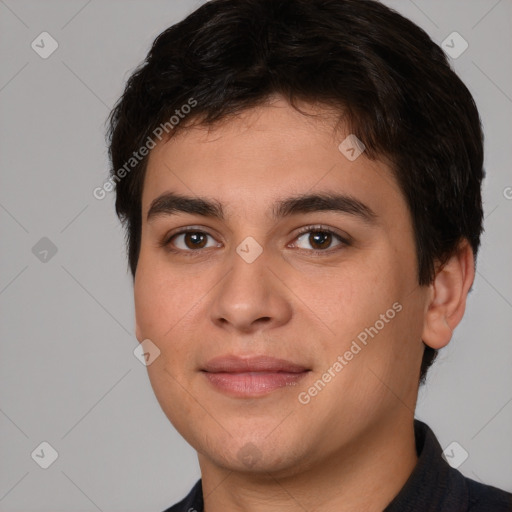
xmin=203 ymin=355 xmax=309 ymax=373
xmin=202 ymin=355 xmax=310 ymax=397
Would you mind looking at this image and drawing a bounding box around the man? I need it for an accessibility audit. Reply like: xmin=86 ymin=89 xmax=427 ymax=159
xmin=107 ymin=0 xmax=512 ymax=510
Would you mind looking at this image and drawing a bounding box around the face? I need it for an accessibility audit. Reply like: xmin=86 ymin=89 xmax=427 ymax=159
xmin=134 ymin=97 xmax=428 ymax=476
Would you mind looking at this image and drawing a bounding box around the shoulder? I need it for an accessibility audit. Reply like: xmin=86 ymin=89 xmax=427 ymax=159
xmin=465 ymin=477 xmax=512 ymax=512
xmin=161 ymin=479 xmax=203 ymax=512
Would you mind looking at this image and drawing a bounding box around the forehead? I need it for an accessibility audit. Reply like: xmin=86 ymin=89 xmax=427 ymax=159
xmin=141 ymin=99 xmax=403 ymax=221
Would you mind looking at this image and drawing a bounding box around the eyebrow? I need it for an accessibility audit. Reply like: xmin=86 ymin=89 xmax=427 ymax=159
xmin=146 ymin=191 xmax=377 ymax=224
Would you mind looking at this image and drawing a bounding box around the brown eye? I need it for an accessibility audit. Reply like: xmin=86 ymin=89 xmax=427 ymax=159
xmin=308 ymin=231 xmax=333 ymax=250
xmin=183 ymin=232 xmax=208 ymax=249
xmin=293 ymin=229 xmax=346 ymax=252
xmin=169 ymin=231 xmax=218 ymax=251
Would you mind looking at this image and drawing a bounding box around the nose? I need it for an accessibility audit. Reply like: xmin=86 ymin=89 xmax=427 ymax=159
xmin=209 ymin=248 xmax=293 ymax=335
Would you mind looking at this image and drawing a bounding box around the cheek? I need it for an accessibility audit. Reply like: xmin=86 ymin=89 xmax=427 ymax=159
xmin=134 ymin=253 xmax=184 ymax=342
xmin=312 ymin=249 xmax=420 ymax=380
xmin=311 ymin=258 xmax=398 ymax=340
xmin=134 ymin=254 xmax=211 ymax=366
xmin=134 ymin=261 xmax=163 ymax=339
xmin=134 ymin=259 xmax=199 ymax=410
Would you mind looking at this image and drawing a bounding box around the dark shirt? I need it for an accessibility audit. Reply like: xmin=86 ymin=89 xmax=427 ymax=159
xmin=163 ymin=420 xmax=512 ymax=511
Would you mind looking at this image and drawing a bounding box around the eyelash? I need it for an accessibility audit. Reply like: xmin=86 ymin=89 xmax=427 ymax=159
xmin=160 ymin=225 xmax=351 ymax=257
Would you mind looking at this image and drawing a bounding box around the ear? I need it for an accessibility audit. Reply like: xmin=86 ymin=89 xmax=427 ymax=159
xmin=422 ymin=240 xmax=475 ymax=350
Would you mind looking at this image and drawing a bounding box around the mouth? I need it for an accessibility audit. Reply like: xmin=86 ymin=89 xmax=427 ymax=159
xmin=201 ymin=355 xmax=311 ymax=397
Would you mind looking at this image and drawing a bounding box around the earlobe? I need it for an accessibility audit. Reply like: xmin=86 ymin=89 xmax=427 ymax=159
xmin=422 ymin=240 xmax=475 ymax=350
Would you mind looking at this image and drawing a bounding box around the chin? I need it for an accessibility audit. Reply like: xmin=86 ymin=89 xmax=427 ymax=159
xmin=198 ymin=432 xmax=310 ymax=476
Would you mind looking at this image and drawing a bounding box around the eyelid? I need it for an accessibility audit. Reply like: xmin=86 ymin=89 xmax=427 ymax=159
xmin=288 ymin=224 xmax=352 ymax=252
xmin=160 ymin=224 xmax=351 ymax=254
xmin=160 ymin=225 xmax=222 ymax=251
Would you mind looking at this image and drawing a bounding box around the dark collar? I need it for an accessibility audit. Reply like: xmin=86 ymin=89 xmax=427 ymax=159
xmin=383 ymin=419 xmax=469 ymax=510
xmin=164 ymin=420 xmax=511 ymax=512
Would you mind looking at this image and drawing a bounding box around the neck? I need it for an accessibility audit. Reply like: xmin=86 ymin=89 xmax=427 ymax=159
xmin=198 ymin=416 xmax=418 ymax=512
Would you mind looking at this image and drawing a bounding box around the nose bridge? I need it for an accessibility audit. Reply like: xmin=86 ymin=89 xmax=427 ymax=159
xmin=209 ymin=242 xmax=291 ymax=332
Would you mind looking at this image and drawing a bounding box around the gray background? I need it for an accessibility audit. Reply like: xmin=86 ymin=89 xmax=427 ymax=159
xmin=1 ymin=0 xmax=511 ymax=510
